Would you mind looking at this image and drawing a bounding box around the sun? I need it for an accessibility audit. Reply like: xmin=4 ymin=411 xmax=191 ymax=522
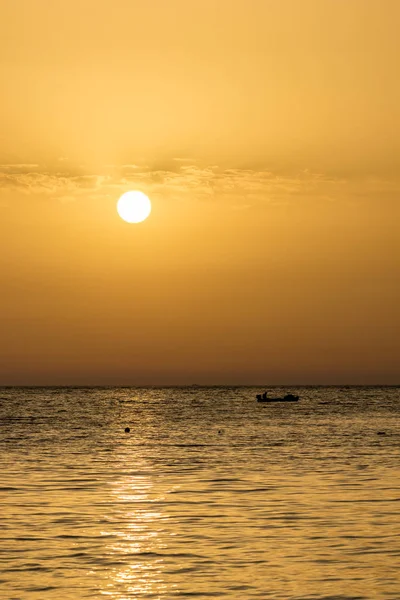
xmin=117 ymin=191 xmax=151 ymax=223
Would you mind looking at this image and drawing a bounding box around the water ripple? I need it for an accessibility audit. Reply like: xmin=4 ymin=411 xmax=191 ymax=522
xmin=0 ymin=386 xmax=399 ymax=599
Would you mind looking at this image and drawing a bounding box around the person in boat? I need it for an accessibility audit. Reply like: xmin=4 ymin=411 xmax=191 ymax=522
xmin=262 ymin=391 xmax=268 ymax=400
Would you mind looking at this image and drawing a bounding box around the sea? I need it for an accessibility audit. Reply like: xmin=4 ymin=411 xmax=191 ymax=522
xmin=0 ymin=386 xmax=399 ymax=600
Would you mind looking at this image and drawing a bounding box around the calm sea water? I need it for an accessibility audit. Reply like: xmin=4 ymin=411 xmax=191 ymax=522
xmin=0 ymin=386 xmax=399 ymax=600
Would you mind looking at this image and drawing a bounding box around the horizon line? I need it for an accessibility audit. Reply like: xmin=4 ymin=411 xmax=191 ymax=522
xmin=0 ymin=383 xmax=399 ymax=388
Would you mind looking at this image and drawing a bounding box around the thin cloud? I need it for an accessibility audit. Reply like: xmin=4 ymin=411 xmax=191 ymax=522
xmin=0 ymin=164 xmax=40 ymax=172
xmin=1 ymin=162 xmax=398 ymax=209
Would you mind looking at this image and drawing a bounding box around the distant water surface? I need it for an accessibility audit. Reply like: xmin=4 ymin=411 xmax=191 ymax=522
xmin=0 ymin=386 xmax=399 ymax=599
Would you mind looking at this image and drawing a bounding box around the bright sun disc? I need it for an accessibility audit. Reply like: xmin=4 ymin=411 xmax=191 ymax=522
xmin=117 ymin=191 xmax=151 ymax=223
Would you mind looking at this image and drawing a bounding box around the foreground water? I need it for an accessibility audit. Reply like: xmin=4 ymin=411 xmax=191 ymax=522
xmin=0 ymin=386 xmax=399 ymax=599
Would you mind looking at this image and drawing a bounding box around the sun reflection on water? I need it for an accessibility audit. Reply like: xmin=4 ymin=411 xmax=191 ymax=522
xmin=99 ymin=467 xmax=178 ymax=598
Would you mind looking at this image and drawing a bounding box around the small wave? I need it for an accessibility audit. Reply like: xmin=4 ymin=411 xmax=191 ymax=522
xmin=295 ymin=596 xmax=368 ymax=600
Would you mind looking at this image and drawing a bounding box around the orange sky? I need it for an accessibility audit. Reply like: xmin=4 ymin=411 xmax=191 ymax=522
xmin=0 ymin=0 xmax=399 ymax=384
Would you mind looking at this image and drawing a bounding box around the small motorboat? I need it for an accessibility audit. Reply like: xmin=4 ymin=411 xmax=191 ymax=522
xmin=256 ymin=393 xmax=299 ymax=403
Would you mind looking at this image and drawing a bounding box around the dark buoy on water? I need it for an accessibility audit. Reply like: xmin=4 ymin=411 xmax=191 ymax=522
xmin=125 ymin=427 xmax=130 ymax=433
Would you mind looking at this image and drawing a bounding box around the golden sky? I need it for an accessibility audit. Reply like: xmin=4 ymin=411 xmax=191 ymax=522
xmin=1 ymin=0 xmax=399 ymax=384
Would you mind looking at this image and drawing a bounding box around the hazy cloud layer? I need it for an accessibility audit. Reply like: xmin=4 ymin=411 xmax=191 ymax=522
xmin=1 ymin=162 xmax=399 ymax=209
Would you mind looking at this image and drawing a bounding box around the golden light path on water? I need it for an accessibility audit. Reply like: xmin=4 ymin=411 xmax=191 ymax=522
xmin=99 ymin=457 xmax=180 ymax=598
xmin=101 ymin=482 xmax=161 ymax=596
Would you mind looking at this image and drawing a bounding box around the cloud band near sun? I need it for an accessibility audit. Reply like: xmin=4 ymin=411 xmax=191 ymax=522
xmin=0 ymin=161 xmax=399 ymax=210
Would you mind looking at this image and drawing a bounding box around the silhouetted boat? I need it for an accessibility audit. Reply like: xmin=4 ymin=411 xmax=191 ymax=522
xmin=256 ymin=393 xmax=299 ymax=403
